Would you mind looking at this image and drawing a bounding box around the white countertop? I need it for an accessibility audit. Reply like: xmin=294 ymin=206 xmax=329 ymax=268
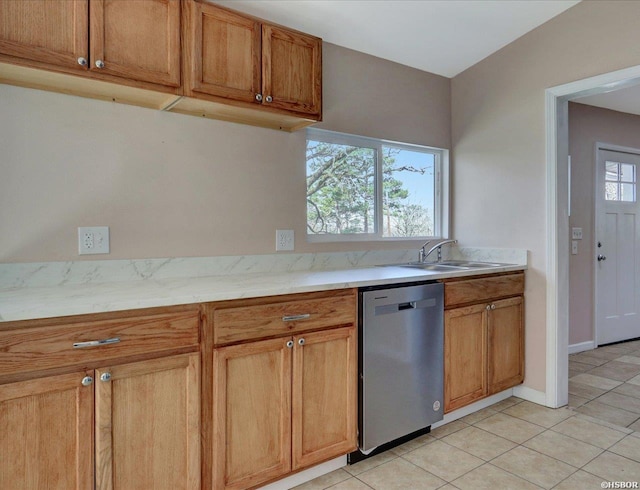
xmin=0 ymin=261 xmax=526 ymax=323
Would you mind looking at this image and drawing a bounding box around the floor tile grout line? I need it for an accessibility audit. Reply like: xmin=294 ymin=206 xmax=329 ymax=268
xmin=479 ymin=460 xmax=551 ymax=489
xmin=394 ymin=452 xmax=452 ymax=484
xmin=546 ymin=421 xmax=623 ymax=451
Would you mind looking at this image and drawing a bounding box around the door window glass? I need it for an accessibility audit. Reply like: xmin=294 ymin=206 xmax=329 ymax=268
xmin=605 ymin=160 xmax=636 ymax=202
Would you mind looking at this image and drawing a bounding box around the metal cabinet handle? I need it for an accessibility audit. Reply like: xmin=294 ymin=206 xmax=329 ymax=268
xmin=265 ymin=95 xmax=273 ymax=103
xmin=486 ymin=305 xmax=491 ymax=310
xmin=95 ymin=60 xmax=105 ymax=69
xmin=282 ymin=314 xmax=310 ymax=322
xmin=100 ymin=372 xmax=112 ymax=382
xmin=286 ymin=340 xmax=294 ymax=348
xmin=73 ymin=337 xmax=120 ymax=349
xmin=255 ymin=93 xmax=263 ymax=102
xmin=81 ymin=376 xmax=93 ymax=386
xmin=597 ymin=254 xmax=607 ymax=261
xmin=77 ymin=57 xmax=87 ymax=66
xmin=298 ymin=338 xmax=305 ymax=346
xmin=490 ymin=304 xmax=496 ymax=310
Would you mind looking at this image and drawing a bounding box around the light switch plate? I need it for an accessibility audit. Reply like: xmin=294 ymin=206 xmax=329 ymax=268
xmin=276 ymin=229 xmax=294 ymax=251
xmin=571 ymin=240 xmax=578 ymax=255
xmin=572 ymin=227 xmax=583 ymax=240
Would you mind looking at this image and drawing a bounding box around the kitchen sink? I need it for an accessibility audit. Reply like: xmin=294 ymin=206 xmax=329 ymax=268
xmin=438 ymin=260 xmax=507 ymax=268
xmin=385 ymin=260 xmax=509 ymax=271
xmin=399 ymin=263 xmax=465 ymax=272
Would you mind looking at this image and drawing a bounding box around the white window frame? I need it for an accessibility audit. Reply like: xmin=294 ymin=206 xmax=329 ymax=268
xmin=306 ymin=128 xmax=450 ymax=242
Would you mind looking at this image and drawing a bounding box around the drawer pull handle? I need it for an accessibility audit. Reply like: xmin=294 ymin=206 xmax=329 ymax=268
xmin=282 ymin=314 xmax=311 ymax=322
xmin=73 ymin=337 xmax=121 ymax=349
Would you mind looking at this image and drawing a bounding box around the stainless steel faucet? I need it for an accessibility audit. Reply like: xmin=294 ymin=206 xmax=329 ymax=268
xmin=418 ymin=239 xmax=458 ymax=263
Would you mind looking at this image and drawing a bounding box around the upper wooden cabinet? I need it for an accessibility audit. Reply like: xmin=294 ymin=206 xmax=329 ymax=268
xmin=185 ymin=1 xmax=322 ymax=120
xmin=89 ymin=0 xmax=181 ymax=87
xmin=0 ymin=0 xmax=88 ymax=71
xmin=0 ymin=0 xmax=181 ymax=89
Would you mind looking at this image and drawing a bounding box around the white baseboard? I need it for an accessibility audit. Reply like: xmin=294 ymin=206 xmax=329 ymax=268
xmin=568 ymin=340 xmax=595 ymax=354
xmin=513 ymin=385 xmax=547 ymax=405
xmin=431 ymin=389 xmax=514 ymax=427
xmin=258 ymin=456 xmax=346 ymax=490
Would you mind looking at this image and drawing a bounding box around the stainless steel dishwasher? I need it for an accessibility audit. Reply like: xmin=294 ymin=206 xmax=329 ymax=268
xmin=359 ymin=282 xmax=444 ymax=453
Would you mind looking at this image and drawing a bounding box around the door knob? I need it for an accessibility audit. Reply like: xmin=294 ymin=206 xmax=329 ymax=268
xmin=597 ymin=254 xmax=607 ymax=261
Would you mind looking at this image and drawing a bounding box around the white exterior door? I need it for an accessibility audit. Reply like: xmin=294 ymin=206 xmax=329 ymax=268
xmin=596 ymin=147 xmax=640 ymax=345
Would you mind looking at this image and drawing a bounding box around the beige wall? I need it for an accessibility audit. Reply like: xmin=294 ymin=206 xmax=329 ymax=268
xmin=0 ymin=42 xmax=450 ymax=262
xmin=568 ymin=102 xmax=640 ymax=345
xmin=451 ymin=0 xmax=640 ymax=392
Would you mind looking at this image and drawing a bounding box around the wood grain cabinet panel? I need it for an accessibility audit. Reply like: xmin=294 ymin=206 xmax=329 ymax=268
xmin=443 ymin=273 xmax=525 ymax=413
xmin=184 ymin=1 xmax=322 ymax=122
xmin=211 ymin=289 xmax=356 ymax=345
xmin=187 ymin=1 xmax=260 ymax=102
xmin=90 ymin=0 xmax=181 ymax=86
xmin=0 ymin=305 xmax=201 ymax=490
xmin=262 ymin=24 xmax=321 ymax=117
xmin=0 ymin=371 xmax=93 ymax=490
xmin=207 ymin=290 xmax=357 ymax=489
xmin=488 ymin=296 xmax=524 ymax=394
xmin=0 ymin=0 xmax=89 ymax=70
xmin=292 ymin=327 xmax=357 ymax=470
xmin=444 ymin=304 xmax=488 ymax=412
xmin=212 ymin=338 xmax=292 ymax=490
xmin=0 ymin=0 xmax=181 ymax=87
xmin=0 ymin=308 xmax=200 ymax=380
xmin=95 ymin=353 xmax=200 ymax=490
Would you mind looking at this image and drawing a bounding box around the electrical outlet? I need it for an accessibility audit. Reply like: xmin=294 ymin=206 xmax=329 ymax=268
xmin=78 ymin=226 xmax=110 ymax=255
xmin=572 ymin=227 xmax=583 ymax=240
xmin=276 ymin=229 xmax=294 ymax=251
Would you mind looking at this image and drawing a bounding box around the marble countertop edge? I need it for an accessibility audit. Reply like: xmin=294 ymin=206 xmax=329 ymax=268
xmin=0 ymin=263 xmax=527 ymax=323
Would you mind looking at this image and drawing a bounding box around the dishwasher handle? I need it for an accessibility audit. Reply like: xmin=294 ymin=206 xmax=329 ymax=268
xmin=374 ymin=297 xmax=437 ymax=316
xmin=398 ymin=302 xmax=416 ymax=311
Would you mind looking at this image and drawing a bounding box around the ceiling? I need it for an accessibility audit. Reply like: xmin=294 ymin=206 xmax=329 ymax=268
xmin=575 ymin=83 xmax=640 ymax=117
xmin=216 ymin=0 xmax=580 ymax=78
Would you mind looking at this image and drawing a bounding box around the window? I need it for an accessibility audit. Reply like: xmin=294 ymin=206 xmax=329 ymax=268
xmin=605 ymin=160 xmax=636 ymax=202
xmin=306 ymin=128 xmax=449 ymax=241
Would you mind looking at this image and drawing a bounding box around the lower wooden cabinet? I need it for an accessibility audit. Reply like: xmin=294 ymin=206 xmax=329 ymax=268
xmin=212 ymin=326 xmax=357 ymax=490
xmin=95 ymin=353 xmax=201 ymax=490
xmin=0 ymin=353 xmax=200 ymax=490
xmin=443 ymin=273 xmax=524 ymax=413
xmin=0 ymin=371 xmax=94 ymax=490
xmin=488 ymin=296 xmax=525 ymax=394
xmin=444 ymin=303 xmax=488 ymax=411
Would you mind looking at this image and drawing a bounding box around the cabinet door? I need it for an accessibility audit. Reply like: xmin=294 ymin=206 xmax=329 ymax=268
xmin=90 ymin=0 xmax=181 ymax=87
xmin=95 ymin=353 xmax=200 ymax=490
xmin=292 ymin=327 xmax=357 ymax=470
xmin=0 ymin=0 xmax=88 ymax=70
xmin=187 ymin=2 xmax=261 ymax=102
xmin=213 ymin=338 xmax=292 ymax=490
xmin=444 ymin=303 xmax=487 ymax=412
xmin=0 ymin=371 xmax=93 ymax=490
xmin=262 ymin=24 xmax=322 ymax=117
xmin=488 ymin=296 xmax=524 ymax=394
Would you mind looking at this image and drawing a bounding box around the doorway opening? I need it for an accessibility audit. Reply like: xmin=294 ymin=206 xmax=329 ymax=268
xmin=546 ymin=65 xmax=640 ymax=409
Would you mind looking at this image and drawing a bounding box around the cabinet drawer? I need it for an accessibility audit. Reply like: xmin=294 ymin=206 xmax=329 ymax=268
xmin=0 ymin=309 xmax=199 ymax=378
xmin=211 ymin=289 xmax=356 ymax=345
xmin=444 ymin=272 xmax=524 ymax=308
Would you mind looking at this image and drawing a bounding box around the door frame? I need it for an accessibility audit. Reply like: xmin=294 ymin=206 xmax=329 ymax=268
xmin=594 ymin=142 xmax=640 ymax=347
xmin=545 ymin=65 xmax=640 ymax=408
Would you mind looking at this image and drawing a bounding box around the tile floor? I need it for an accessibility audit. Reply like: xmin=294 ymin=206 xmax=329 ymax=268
xmin=294 ymin=340 xmax=640 ymax=490
xmin=569 ymin=339 xmax=640 ymax=430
